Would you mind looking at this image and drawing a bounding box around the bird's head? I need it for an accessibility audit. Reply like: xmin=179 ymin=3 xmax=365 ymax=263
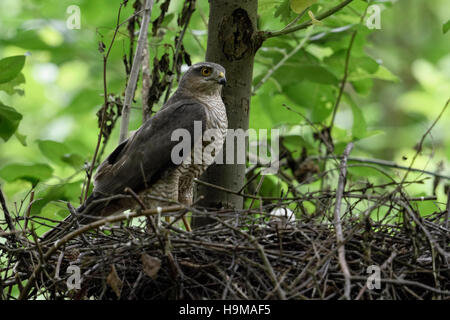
xmin=178 ymin=62 xmax=226 ymax=96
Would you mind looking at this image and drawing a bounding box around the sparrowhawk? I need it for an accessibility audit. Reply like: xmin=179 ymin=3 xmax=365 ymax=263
xmin=42 ymin=62 xmax=227 ymax=240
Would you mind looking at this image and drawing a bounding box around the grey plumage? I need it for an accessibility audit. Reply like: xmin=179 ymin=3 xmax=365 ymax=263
xmin=41 ymin=62 xmax=227 ymax=241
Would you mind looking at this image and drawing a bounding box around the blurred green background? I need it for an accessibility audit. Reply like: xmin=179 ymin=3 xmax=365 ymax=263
xmin=0 ymin=0 xmax=449 ymax=224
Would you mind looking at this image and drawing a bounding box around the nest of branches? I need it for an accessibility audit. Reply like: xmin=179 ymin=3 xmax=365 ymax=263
xmin=1 ymin=184 xmax=449 ymax=300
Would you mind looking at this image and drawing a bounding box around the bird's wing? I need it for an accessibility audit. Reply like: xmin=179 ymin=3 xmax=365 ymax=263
xmin=92 ymin=98 xmax=207 ymax=197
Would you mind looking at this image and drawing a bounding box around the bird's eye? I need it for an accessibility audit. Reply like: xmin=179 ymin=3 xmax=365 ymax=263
xmin=201 ymin=67 xmax=212 ymax=77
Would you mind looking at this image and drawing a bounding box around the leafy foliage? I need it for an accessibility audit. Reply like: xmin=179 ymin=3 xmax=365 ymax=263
xmin=0 ymin=102 xmax=23 ymax=142
xmin=0 ymin=163 xmax=53 ymax=184
xmin=0 ymin=0 xmax=448 ymax=220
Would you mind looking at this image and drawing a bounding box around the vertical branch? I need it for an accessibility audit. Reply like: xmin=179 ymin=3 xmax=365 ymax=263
xmin=399 ymin=98 xmax=449 ymax=185
xmin=83 ymin=2 xmax=125 ymax=201
xmin=163 ymin=0 xmax=196 ymax=104
xmin=119 ymin=0 xmax=154 ymax=143
xmin=142 ymin=36 xmax=151 ymax=122
xmin=0 ymin=186 xmax=15 ymax=234
xmin=334 ymin=142 xmax=354 ymax=299
xmin=329 ymin=4 xmax=370 ymax=131
xmin=328 ymin=29 xmax=356 ymax=131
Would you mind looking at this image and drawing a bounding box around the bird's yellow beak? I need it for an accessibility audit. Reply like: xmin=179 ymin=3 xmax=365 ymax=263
xmin=218 ymin=72 xmax=226 ymax=85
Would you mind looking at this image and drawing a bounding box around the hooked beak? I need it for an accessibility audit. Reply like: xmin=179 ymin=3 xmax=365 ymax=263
xmin=218 ymin=72 xmax=226 ymax=85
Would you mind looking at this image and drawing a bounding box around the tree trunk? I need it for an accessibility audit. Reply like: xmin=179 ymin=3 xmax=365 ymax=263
xmin=193 ymin=0 xmax=259 ymax=227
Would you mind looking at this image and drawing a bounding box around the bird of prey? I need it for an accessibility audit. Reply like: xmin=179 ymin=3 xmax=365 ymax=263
xmin=42 ymin=62 xmax=227 ymax=240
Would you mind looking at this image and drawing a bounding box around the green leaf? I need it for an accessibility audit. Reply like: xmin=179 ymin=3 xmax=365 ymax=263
xmin=354 ymin=56 xmax=379 ymax=74
xmin=352 ymin=78 xmax=373 ymax=96
xmin=37 ymin=139 xmax=70 ymax=163
xmin=37 ymin=139 xmax=84 ymax=168
xmin=284 ymin=81 xmax=336 ymax=122
xmin=0 ymin=102 xmax=23 ymax=142
xmin=275 ymin=65 xmax=338 ymax=86
xmin=0 ymin=72 xmax=25 ymax=95
xmin=0 ymin=55 xmax=26 ymax=84
xmin=443 ymin=20 xmax=450 ymax=34
xmin=14 ymin=131 xmax=27 ymax=146
xmin=0 ymin=163 xmax=53 ymax=184
xmin=275 ymin=0 xmax=295 ymax=23
xmin=61 ymin=153 xmax=85 ymax=168
xmin=346 ymin=94 xmax=367 ymax=139
xmin=372 ymin=65 xmax=399 ymax=82
xmin=290 ymin=0 xmax=317 ymax=14
xmin=161 ymin=13 xmax=175 ymax=27
xmin=348 ymin=166 xmax=389 ymax=180
xmin=30 ymin=180 xmax=82 ymax=216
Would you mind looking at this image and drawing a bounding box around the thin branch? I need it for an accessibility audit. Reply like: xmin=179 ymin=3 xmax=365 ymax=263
xmin=329 ymin=29 xmax=356 ymax=130
xmin=261 ymin=0 xmax=354 ymax=40
xmin=194 ymin=177 xmax=436 ymax=203
xmin=400 ymin=98 xmax=450 ymax=185
xmin=163 ymin=2 xmax=195 ymax=104
xmin=445 ymin=188 xmax=450 ymax=230
xmin=333 ymin=142 xmax=354 ymax=300
xmin=211 ymin=217 xmax=287 ymax=300
xmin=398 ymin=200 xmax=449 ymax=260
xmin=0 ymin=186 xmax=15 ymax=234
xmin=83 ymin=2 xmax=125 ymax=201
xmin=309 ymin=155 xmax=450 ymax=180
xmin=23 ymin=189 xmax=34 ymax=232
xmin=329 ymin=4 xmax=369 ymax=131
xmin=345 ymin=276 xmax=450 ymax=296
xmin=119 ymin=0 xmax=154 ymax=143
xmin=281 ymin=8 xmax=309 ymax=32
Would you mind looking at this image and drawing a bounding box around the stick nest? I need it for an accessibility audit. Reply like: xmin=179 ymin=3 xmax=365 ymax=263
xmin=2 ymin=201 xmax=449 ymax=300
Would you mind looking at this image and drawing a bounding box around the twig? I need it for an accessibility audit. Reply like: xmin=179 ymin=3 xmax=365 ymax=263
xmin=400 ymin=98 xmax=450 ymax=185
xmin=119 ymin=0 xmax=154 ymax=143
xmin=23 ymin=189 xmax=35 ymax=232
xmin=328 ymin=28 xmax=356 ymax=130
xmin=309 ymin=155 xmax=450 ymax=180
xmin=163 ymin=1 xmax=195 ymax=104
xmin=329 ymin=4 xmax=369 ymax=130
xmin=211 ymin=217 xmax=287 ymax=300
xmin=83 ymin=2 xmax=126 ymax=201
xmin=282 ymin=104 xmax=335 ymax=154
xmin=261 ymin=0 xmax=354 ymax=40
xmin=445 ymin=188 xmax=450 ymax=230
xmin=398 ymin=200 xmax=449 ymax=260
xmin=355 ymin=250 xmax=397 ymax=300
xmin=0 ymin=186 xmax=15 ymax=234
xmin=281 ymin=8 xmax=309 ymax=32
xmin=333 ymin=142 xmax=354 ymax=299
xmin=345 ymin=276 xmax=450 ymax=296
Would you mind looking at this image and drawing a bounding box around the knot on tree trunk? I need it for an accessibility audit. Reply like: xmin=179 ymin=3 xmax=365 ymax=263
xmin=219 ymin=8 xmax=255 ymax=61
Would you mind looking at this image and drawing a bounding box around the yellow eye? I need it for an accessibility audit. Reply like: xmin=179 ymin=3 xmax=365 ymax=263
xmin=201 ymin=67 xmax=212 ymax=77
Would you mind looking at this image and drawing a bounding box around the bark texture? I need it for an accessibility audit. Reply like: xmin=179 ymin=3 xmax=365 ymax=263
xmin=194 ymin=0 xmax=259 ymax=227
